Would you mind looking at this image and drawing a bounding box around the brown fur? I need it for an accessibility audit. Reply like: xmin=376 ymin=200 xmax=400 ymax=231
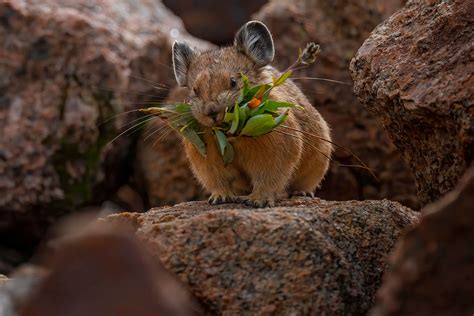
xmin=173 ymin=33 xmax=333 ymax=207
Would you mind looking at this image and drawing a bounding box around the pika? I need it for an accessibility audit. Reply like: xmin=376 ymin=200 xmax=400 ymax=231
xmin=171 ymin=21 xmax=333 ymax=207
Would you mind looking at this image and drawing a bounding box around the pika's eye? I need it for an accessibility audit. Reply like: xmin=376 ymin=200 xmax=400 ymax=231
xmin=193 ymin=87 xmax=198 ymax=95
xmin=230 ymin=78 xmax=237 ymax=89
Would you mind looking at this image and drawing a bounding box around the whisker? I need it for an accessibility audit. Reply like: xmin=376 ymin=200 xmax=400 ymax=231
xmin=274 ymin=129 xmax=333 ymax=162
xmin=106 ymin=117 xmax=156 ymax=147
xmin=274 ymin=128 xmax=377 ymax=180
xmin=290 ymin=65 xmax=311 ymax=72
xmin=98 ymin=109 xmax=146 ymax=126
xmin=117 ymin=113 xmax=156 ymax=130
xmin=129 ymin=74 xmax=171 ymax=89
xmin=142 ymin=113 xmax=193 ymax=142
xmin=94 ymin=86 xmax=165 ymax=99
xmin=299 ymin=88 xmax=326 ymax=95
xmin=151 ymin=127 xmax=175 ymax=148
xmin=280 ymin=125 xmax=377 ymax=180
xmin=291 ymin=77 xmax=352 ymax=86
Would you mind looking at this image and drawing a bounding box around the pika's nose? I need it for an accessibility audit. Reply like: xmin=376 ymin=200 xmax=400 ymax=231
xmin=207 ymin=109 xmax=219 ymax=121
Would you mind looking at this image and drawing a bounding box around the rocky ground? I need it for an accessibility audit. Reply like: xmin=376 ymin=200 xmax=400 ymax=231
xmin=0 ymin=0 xmax=472 ymax=314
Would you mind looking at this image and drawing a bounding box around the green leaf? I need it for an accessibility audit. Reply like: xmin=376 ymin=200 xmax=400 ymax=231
xmin=272 ymin=70 xmax=293 ymax=87
xmin=263 ymin=100 xmax=297 ymax=111
xmin=175 ymin=103 xmax=191 ymax=113
xmin=224 ymin=112 xmax=234 ymax=123
xmin=181 ymin=127 xmax=206 ymax=156
xmin=249 ymin=100 xmax=268 ymax=116
xmin=228 ymin=103 xmax=240 ymax=134
xmin=214 ymin=130 xmax=234 ymax=165
xmin=222 ymin=141 xmax=234 ymax=166
xmin=238 ymin=105 xmax=249 ymax=131
xmin=241 ymin=73 xmax=250 ymax=92
xmin=240 ymin=114 xmax=275 ymax=136
xmin=273 ymin=110 xmax=289 ymax=127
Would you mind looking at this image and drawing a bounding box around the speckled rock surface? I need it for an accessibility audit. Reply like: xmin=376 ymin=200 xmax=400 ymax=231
xmin=351 ymin=0 xmax=473 ymax=205
xmin=106 ymin=198 xmax=418 ymax=315
xmin=254 ymin=0 xmax=419 ymax=209
xmin=0 ymin=0 xmax=208 ymax=242
xmin=371 ymin=166 xmax=474 ymax=315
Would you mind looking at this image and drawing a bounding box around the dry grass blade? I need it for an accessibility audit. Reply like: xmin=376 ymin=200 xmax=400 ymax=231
xmin=277 ymin=127 xmax=378 ymax=181
xmin=290 ymin=77 xmax=352 ymax=86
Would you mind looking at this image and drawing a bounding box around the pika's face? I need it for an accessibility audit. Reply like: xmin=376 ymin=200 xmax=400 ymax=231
xmin=172 ymin=21 xmax=275 ymax=127
xmin=185 ymin=49 xmax=251 ymax=127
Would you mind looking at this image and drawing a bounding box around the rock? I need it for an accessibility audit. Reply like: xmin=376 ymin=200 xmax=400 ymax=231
xmin=0 ymin=0 xmax=209 ymax=243
xmin=350 ymin=0 xmax=473 ymax=205
xmin=162 ymin=0 xmax=268 ymax=44
xmin=371 ymin=166 xmax=474 ymax=315
xmin=254 ymin=0 xmax=419 ymax=209
xmin=18 ymin=229 xmax=199 ymax=316
xmin=106 ymin=198 xmax=418 ymax=314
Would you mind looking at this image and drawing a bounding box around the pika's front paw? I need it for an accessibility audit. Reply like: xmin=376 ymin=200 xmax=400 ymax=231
xmin=241 ymin=196 xmax=275 ymax=208
xmin=208 ymin=193 xmax=239 ymax=205
xmin=290 ymin=191 xmax=315 ymax=198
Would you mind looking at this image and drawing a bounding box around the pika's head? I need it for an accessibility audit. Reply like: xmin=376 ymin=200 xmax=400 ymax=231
xmin=172 ymin=21 xmax=274 ymax=127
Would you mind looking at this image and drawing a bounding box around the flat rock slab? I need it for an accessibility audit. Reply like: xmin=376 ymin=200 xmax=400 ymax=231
xmin=107 ymin=198 xmax=418 ymax=315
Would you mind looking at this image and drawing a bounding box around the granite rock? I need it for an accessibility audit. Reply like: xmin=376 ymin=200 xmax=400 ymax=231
xmin=107 ymin=197 xmax=418 ymax=315
xmin=351 ymin=0 xmax=473 ymax=205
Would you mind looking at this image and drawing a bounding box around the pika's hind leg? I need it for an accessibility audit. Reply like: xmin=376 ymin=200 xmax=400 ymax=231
xmin=234 ymin=129 xmax=303 ymax=208
xmin=289 ymin=153 xmax=330 ymax=197
xmin=289 ymin=119 xmax=333 ymax=197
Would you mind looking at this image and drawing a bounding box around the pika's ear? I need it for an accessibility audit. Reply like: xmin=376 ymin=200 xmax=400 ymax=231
xmin=234 ymin=21 xmax=274 ymax=67
xmin=172 ymin=41 xmax=199 ymax=87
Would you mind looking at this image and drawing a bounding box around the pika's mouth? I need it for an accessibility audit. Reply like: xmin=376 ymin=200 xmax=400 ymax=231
xmin=198 ymin=111 xmax=225 ymax=127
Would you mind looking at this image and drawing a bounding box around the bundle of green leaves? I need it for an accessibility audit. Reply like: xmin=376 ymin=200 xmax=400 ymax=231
xmin=141 ymin=43 xmax=321 ymax=165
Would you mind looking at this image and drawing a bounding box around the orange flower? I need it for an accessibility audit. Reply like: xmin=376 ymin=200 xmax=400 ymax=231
xmin=248 ymin=97 xmax=261 ymax=109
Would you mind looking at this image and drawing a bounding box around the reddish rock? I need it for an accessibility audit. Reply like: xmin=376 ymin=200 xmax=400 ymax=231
xmin=18 ymin=229 xmax=198 ymax=316
xmin=254 ymin=0 xmax=418 ymax=208
xmin=162 ymin=0 xmax=268 ymax=44
xmin=371 ymin=166 xmax=474 ymax=315
xmin=0 ymin=0 xmax=208 ymax=242
xmin=351 ymin=0 xmax=473 ymax=205
xmin=106 ymin=198 xmax=418 ymax=315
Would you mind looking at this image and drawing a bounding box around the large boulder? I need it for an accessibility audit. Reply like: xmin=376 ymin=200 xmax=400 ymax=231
xmin=371 ymin=166 xmax=474 ymax=315
xmin=0 ymin=0 xmax=208 ymax=243
xmin=351 ymin=0 xmax=473 ymax=205
xmin=20 ymin=230 xmax=198 ymax=316
xmin=106 ymin=198 xmax=418 ymax=315
xmin=254 ymin=0 xmax=419 ymax=208
xmin=0 ymin=228 xmax=198 ymax=316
